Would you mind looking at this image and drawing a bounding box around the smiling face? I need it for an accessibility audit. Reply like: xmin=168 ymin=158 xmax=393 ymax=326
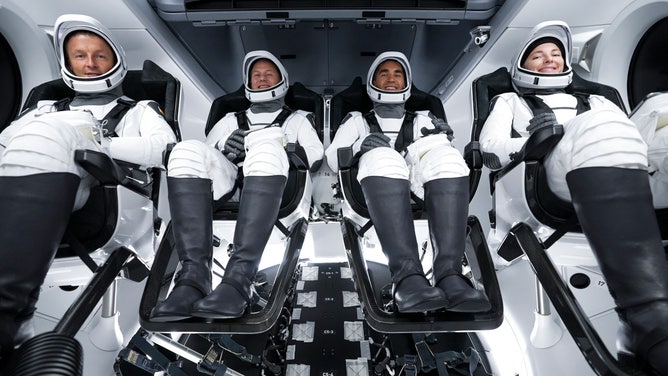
xmin=249 ymin=59 xmax=281 ymax=90
xmin=372 ymin=59 xmax=406 ymax=92
xmin=65 ymin=31 xmax=116 ymax=78
xmin=522 ymin=42 xmax=565 ymax=74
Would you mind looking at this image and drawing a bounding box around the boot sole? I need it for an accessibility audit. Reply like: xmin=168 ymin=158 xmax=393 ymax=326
xmin=395 ymin=299 xmax=449 ymax=313
xmin=149 ymin=313 xmax=193 ymax=322
xmin=445 ymin=299 xmax=491 ymax=313
xmin=190 ymin=307 xmax=248 ymax=319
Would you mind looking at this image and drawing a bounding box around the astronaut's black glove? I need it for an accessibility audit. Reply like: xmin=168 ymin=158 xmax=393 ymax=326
xmin=223 ymin=129 xmax=246 ymax=162
xmin=359 ymin=132 xmax=391 ymax=155
xmin=421 ymin=118 xmax=454 ymax=141
xmin=527 ymin=113 xmax=559 ymax=135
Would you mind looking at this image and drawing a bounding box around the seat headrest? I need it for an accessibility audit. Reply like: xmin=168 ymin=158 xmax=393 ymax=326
xmin=285 ymin=82 xmax=324 ymax=141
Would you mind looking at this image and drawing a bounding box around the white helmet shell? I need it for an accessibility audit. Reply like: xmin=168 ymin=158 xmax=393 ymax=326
xmin=367 ymin=51 xmax=412 ymax=104
xmin=54 ymin=14 xmax=127 ymax=94
xmin=243 ymin=50 xmax=289 ymax=103
xmin=511 ymin=20 xmax=573 ymax=90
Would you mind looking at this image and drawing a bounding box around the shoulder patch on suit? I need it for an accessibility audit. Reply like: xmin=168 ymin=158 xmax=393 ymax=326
xmin=147 ymin=101 xmax=165 ymax=118
xmin=341 ymin=112 xmax=353 ymax=125
xmin=306 ymin=112 xmax=316 ymax=128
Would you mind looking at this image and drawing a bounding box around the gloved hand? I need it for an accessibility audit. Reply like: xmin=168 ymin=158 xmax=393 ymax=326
xmin=223 ymin=129 xmax=247 ymax=162
xmin=421 ymin=118 xmax=454 ymax=141
xmin=527 ymin=113 xmax=559 ymax=135
xmin=360 ymin=132 xmax=391 ymax=155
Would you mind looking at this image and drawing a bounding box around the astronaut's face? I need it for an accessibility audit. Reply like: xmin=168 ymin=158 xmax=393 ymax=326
xmin=65 ymin=32 xmax=115 ymax=78
xmin=250 ymin=59 xmax=281 ymax=90
xmin=522 ymin=42 xmax=564 ymax=74
xmin=372 ymin=60 xmax=406 ymax=91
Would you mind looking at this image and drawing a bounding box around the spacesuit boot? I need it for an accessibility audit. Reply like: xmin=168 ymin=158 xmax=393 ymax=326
xmin=0 ymin=173 xmax=79 ymax=360
xmin=427 ymin=177 xmax=491 ymax=313
xmin=151 ymin=177 xmax=214 ymax=322
xmin=567 ymin=167 xmax=668 ymax=375
xmin=191 ymin=175 xmax=286 ymax=319
xmin=360 ymin=176 xmax=448 ymax=313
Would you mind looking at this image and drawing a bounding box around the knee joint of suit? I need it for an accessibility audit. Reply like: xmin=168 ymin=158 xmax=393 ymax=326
xmin=357 ymin=147 xmax=409 ymax=181
xmin=569 ymin=109 xmax=647 ymax=170
xmin=0 ymin=118 xmax=83 ymax=174
xmin=420 ymin=146 xmax=469 ymax=182
xmin=167 ymin=140 xmax=212 ymax=178
xmin=244 ymin=140 xmax=289 ymax=177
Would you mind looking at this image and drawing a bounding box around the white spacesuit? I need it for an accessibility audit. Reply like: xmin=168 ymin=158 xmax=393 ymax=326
xmin=0 ymin=14 xmax=176 ymax=361
xmin=326 ymin=51 xmax=490 ymax=314
xmin=479 ymin=21 xmax=668 ymax=375
xmin=479 ymin=21 xmax=647 ymax=202
xmin=0 ymin=15 xmax=175 ymax=210
xmin=151 ymin=50 xmax=323 ymax=321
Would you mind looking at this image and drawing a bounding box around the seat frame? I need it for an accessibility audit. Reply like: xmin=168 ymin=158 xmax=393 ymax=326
xmin=466 ymin=67 xmax=626 ymax=242
xmin=15 ymin=60 xmax=180 ymax=354
xmin=205 ymin=82 xmax=321 ymax=223
xmin=465 ymin=67 xmax=654 ymax=375
xmin=140 ymin=82 xmax=323 ymax=334
xmin=331 ymin=77 xmax=503 ymax=333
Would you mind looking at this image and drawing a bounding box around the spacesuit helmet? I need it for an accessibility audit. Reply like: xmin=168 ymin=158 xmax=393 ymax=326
xmin=54 ymin=14 xmax=127 ymax=94
xmin=511 ymin=20 xmax=573 ymax=90
xmin=243 ymin=50 xmax=289 ymax=103
xmin=367 ymin=51 xmax=412 ymax=104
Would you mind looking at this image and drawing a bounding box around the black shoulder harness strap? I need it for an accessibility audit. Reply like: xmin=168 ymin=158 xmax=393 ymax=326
xmin=53 ymin=97 xmax=72 ymax=112
xmin=517 ymin=92 xmax=590 ymax=138
xmin=235 ymin=106 xmax=293 ymax=131
xmin=53 ymin=97 xmax=138 ymax=138
xmin=101 ymin=98 xmax=137 ymax=137
xmin=363 ymin=110 xmax=416 ymax=152
xmin=521 ymin=92 xmax=591 ymax=117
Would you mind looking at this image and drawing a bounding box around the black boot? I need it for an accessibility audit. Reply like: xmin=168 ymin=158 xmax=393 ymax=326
xmin=427 ymin=177 xmax=491 ymax=313
xmin=567 ymin=167 xmax=668 ymax=375
xmin=151 ymin=178 xmax=214 ymax=322
xmin=0 ymin=173 xmax=79 ymax=360
xmin=360 ymin=176 xmax=447 ymax=313
xmin=191 ymin=175 xmax=286 ymax=319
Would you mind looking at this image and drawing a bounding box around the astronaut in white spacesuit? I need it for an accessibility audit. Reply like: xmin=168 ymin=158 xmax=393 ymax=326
xmin=479 ymin=21 xmax=668 ymax=375
xmin=0 ymin=14 xmax=176 ymax=360
xmin=326 ymin=51 xmax=490 ymax=314
xmin=151 ymin=50 xmax=323 ymax=321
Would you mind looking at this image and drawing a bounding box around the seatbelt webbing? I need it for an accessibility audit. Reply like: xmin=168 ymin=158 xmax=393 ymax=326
xmin=363 ymin=110 xmax=416 ymax=152
xmin=235 ymin=106 xmax=293 ymax=130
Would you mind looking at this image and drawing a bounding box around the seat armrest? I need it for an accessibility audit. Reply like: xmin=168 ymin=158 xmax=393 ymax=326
xmin=74 ymin=149 xmax=147 ymax=196
xmin=464 ymin=141 xmax=482 ymax=169
xmin=520 ymin=123 xmax=564 ymax=161
xmin=162 ymin=142 xmax=176 ymax=167
xmin=337 ymin=147 xmax=355 ymax=169
xmin=492 ymin=124 xmax=564 ymax=185
xmin=464 ymin=141 xmax=483 ymax=201
xmin=286 ymin=142 xmax=308 ymax=170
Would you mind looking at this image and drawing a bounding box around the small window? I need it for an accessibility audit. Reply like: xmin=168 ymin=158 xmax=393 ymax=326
xmin=0 ymin=32 xmax=21 ymax=132
xmin=628 ymin=17 xmax=668 ymax=109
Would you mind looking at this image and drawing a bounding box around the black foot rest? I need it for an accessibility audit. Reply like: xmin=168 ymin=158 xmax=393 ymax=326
xmin=510 ymin=222 xmax=648 ymax=376
xmin=139 ymin=218 xmax=307 ymax=334
xmin=341 ymin=216 xmax=503 ymax=333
